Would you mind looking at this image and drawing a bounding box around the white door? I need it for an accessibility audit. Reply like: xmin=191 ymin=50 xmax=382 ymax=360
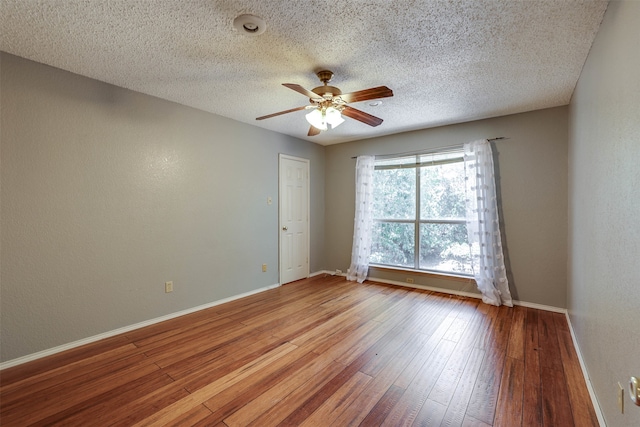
xmin=279 ymin=155 xmax=309 ymax=284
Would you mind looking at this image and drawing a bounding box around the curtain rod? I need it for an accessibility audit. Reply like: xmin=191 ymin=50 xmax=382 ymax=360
xmin=351 ymin=137 xmax=507 ymax=159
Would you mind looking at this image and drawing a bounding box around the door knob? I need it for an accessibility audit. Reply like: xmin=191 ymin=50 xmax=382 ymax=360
xmin=282 ymin=226 xmax=288 ymax=231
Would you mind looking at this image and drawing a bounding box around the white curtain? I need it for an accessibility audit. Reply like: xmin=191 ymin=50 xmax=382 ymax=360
xmin=464 ymin=140 xmax=513 ymax=307
xmin=347 ymin=155 xmax=375 ymax=283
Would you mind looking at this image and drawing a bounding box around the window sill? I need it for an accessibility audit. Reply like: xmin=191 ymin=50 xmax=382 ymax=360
xmin=368 ymin=264 xmax=474 ymax=284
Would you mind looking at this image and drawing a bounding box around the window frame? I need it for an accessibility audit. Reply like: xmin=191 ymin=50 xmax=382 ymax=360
xmin=370 ymin=151 xmax=473 ymax=277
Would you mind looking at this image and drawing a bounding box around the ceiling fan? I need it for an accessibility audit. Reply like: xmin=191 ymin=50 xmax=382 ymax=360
xmin=256 ymin=70 xmax=393 ymax=136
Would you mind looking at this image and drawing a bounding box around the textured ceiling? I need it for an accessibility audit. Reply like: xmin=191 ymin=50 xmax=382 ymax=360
xmin=1 ymin=0 xmax=608 ymax=145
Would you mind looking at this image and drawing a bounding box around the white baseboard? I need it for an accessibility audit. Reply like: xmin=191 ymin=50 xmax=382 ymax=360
xmin=0 ymin=282 xmax=281 ymax=370
xmin=565 ymin=313 xmax=606 ymax=426
xmin=512 ymin=299 xmax=567 ymax=314
xmin=310 ymin=270 xmax=346 ymax=278
xmin=366 ymin=275 xmax=567 ymax=314
xmin=309 ymin=270 xmax=330 ymax=277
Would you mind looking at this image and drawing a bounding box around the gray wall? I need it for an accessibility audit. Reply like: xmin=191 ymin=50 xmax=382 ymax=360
xmin=568 ymin=1 xmax=640 ymax=425
xmin=0 ymin=53 xmax=325 ymax=362
xmin=325 ymin=107 xmax=568 ymax=308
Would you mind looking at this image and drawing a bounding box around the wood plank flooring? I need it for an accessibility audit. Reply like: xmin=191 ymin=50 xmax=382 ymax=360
xmin=0 ymin=275 xmax=599 ymax=426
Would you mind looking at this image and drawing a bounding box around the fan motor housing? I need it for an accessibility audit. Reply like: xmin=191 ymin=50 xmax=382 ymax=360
xmin=311 ymin=85 xmax=342 ymax=98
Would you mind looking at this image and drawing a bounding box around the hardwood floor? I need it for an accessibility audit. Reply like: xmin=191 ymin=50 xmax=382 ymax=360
xmin=0 ymin=275 xmax=599 ymax=426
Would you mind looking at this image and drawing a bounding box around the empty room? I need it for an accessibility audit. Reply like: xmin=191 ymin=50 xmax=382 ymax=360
xmin=1 ymin=1 xmax=638 ymax=426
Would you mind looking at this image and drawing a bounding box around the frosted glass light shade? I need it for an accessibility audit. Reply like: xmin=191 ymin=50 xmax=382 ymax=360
xmin=305 ymin=107 xmax=344 ymax=131
xmin=325 ymin=107 xmax=344 ymax=128
xmin=305 ymin=109 xmax=327 ymax=130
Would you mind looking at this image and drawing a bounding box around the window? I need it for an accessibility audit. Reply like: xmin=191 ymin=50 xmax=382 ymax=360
xmin=370 ymin=150 xmax=473 ymax=276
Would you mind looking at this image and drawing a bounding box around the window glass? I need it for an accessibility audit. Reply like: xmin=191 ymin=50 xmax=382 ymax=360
xmin=419 ymin=223 xmax=472 ymax=274
xmin=420 ymin=161 xmax=466 ymax=220
xmin=370 ymin=222 xmax=414 ymax=268
xmin=372 ymin=168 xmax=415 ymax=219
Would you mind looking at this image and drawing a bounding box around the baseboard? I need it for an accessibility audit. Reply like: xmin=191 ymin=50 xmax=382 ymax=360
xmin=366 ymin=275 xmax=567 ymax=313
xmin=310 ymin=270 xmax=346 ymax=278
xmin=565 ymin=313 xmax=607 ymax=426
xmin=512 ymin=299 xmax=567 ymax=314
xmin=309 ymin=270 xmax=331 ymax=277
xmin=0 ymin=282 xmax=281 ymax=370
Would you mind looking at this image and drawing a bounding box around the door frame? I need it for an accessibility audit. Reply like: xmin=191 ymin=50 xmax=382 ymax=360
xmin=278 ymin=153 xmax=310 ymax=284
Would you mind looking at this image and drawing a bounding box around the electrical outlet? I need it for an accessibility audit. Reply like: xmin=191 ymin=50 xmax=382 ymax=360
xmin=406 ymin=278 xmax=415 ymax=284
xmin=267 ymin=197 xmax=272 ymax=205
xmin=165 ymin=281 xmax=173 ymax=293
xmin=336 ymin=269 xmax=343 ymax=275
xmin=618 ymin=382 xmax=625 ymax=413
xmin=262 ymin=263 xmax=267 ymax=272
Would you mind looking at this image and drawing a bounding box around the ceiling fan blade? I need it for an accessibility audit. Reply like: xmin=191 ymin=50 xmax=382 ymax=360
xmin=256 ymin=105 xmax=308 ymax=120
xmin=282 ymin=83 xmax=324 ymax=101
xmin=308 ymin=126 xmax=321 ymax=136
xmin=339 ymin=86 xmax=393 ymax=104
xmin=341 ymin=106 xmax=384 ymax=127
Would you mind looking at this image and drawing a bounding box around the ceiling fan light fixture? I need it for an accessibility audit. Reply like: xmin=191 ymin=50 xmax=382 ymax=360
xmin=305 ymin=109 xmax=327 ymax=130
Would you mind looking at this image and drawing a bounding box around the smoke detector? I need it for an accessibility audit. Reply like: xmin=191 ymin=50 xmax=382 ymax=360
xmin=233 ymin=14 xmax=267 ymax=36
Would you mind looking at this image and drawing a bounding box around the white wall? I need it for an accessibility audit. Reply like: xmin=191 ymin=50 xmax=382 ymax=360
xmin=325 ymin=107 xmax=569 ymax=308
xmin=568 ymin=1 xmax=640 ymax=425
xmin=0 ymin=53 xmax=326 ymax=362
